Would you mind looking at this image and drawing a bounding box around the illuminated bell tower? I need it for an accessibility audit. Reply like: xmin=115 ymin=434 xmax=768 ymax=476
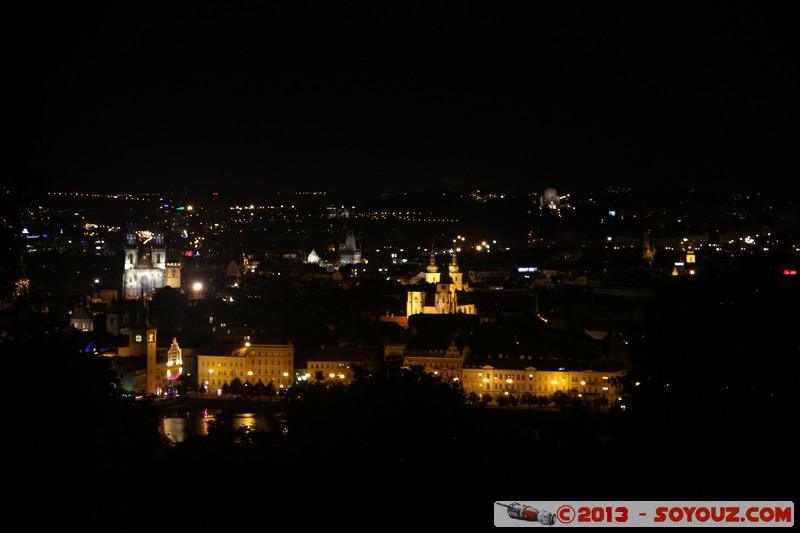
xmin=424 ymin=248 xmax=441 ymax=284
xmin=448 ymin=251 xmax=463 ymax=290
xmin=408 ymin=248 xmax=440 ymax=316
xmin=124 ymin=224 xmax=139 ymax=271
xmin=151 ymin=229 xmax=167 ymax=271
xmin=165 ymin=337 xmax=183 ymax=391
xmin=643 ymin=229 xmax=656 ymax=265
xmin=435 ymin=268 xmax=456 ymax=314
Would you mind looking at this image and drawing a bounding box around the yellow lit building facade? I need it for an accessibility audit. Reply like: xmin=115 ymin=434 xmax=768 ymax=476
xmin=163 ymin=337 xmax=183 ymax=393
xmin=461 ymin=365 xmax=538 ymax=397
xmin=459 ymin=354 xmax=625 ymax=403
xmin=383 ymin=344 xmax=625 ymax=404
xmin=534 ymin=369 xmax=622 ymax=398
xmin=304 ymin=346 xmax=381 ymax=386
xmin=191 ymin=339 xmax=623 ymax=404
xmin=305 ymin=360 xmax=356 ymax=385
xmin=198 ymin=343 xmax=294 ymax=395
xmin=398 ymin=340 xmax=465 ymax=382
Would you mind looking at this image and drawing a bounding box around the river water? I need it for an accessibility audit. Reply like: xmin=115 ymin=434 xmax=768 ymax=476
xmin=160 ymin=409 xmax=275 ymax=443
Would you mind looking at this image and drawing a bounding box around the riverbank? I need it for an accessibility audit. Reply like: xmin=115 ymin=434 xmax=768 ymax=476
xmin=153 ymin=395 xmax=288 ymax=416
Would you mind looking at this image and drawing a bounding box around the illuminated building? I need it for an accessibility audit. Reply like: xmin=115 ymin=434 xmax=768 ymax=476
xmin=122 ymin=224 xmax=181 ymax=299
xmin=304 ymin=346 xmax=382 ymax=385
xmin=381 ymin=344 xmax=627 ymax=406
xmin=540 ymin=188 xmax=560 ymax=210
xmin=164 ymin=337 xmax=183 ymax=392
xmin=123 ymin=298 xmax=159 ymax=393
xmin=394 ymin=340 xmax=465 ymax=382
xmin=69 ymin=303 xmax=94 ymax=331
xmin=643 ymin=228 xmax=656 ymax=264
xmin=112 ymin=298 xmax=184 ymax=395
xmin=406 ymin=250 xmax=476 ymax=316
xmin=461 ymin=358 xmax=537 ymax=398
xmin=198 ymin=342 xmax=295 ymax=396
xmin=461 ymin=352 xmax=626 ymax=405
xmin=338 ymin=223 xmax=362 ymax=265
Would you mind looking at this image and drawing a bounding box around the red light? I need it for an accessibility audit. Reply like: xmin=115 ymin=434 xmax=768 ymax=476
xmin=783 ymin=269 xmax=797 ymax=276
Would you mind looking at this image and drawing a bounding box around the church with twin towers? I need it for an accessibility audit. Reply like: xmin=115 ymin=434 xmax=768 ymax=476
xmin=122 ymin=224 xmax=181 ymax=299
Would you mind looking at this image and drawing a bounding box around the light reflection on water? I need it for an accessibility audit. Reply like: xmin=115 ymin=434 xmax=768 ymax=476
xmin=160 ymin=410 xmax=272 ymax=443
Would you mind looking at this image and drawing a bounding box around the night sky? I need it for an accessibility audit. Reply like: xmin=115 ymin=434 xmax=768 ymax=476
xmin=6 ymin=3 xmax=798 ymax=196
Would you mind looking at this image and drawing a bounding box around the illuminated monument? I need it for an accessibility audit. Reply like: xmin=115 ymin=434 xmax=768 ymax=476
xmin=406 ymin=250 xmax=476 ymax=316
xmin=339 ymin=222 xmax=362 ymax=265
xmin=122 ymin=224 xmax=181 ymax=299
xmin=540 ymin=188 xmax=560 ymax=210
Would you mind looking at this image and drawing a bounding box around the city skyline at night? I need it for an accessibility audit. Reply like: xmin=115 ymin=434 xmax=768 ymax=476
xmin=1 ymin=4 xmax=797 ymax=529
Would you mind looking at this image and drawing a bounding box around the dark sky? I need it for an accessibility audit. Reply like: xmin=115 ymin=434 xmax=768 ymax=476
xmin=6 ymin=3 xmax=798 ymax=196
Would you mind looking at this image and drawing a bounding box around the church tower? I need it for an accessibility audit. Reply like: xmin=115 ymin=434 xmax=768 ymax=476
xmin=165 ymin=337 xmax=183 ymax=390
xmin=643 ymin=228 xmax=656 ymax=265
xmin=129 ymin=297 xmax=160 ymax=394
xmin=151 ymin=227 xmax=167 ymax=271
xmin=339 ymin=221 xmax=362 ymax=265
xmin=124 ymin=224 xmax=139 ymax=271
xmin=424 ymin=248 xmax=441 ymax=284
xmin=448 ymin=250 xmax=463 ymax=290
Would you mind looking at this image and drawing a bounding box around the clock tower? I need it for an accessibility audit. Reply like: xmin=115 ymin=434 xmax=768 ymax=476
xmin=128 ymin=297 xmax=158 ymax=392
